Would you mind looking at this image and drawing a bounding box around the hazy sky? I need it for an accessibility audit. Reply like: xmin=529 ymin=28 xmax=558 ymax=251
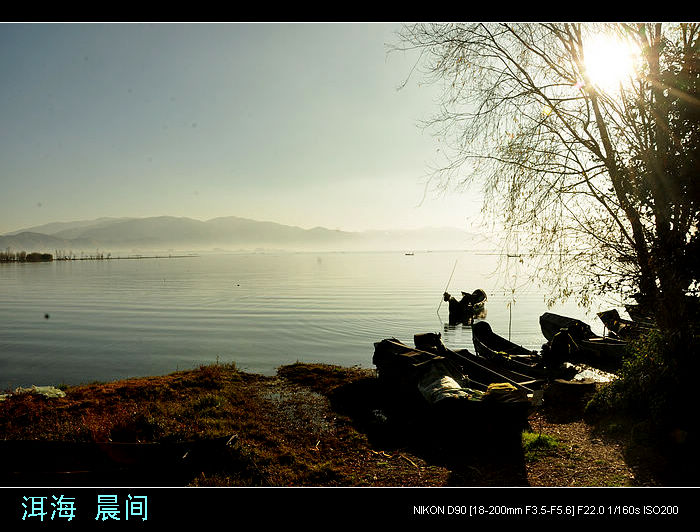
xmin=1 ymin=22 xmax=482 ymax=234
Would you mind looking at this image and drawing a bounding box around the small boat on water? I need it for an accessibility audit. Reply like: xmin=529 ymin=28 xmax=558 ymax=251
xmin=539 ymin=312 xmax=627 ymax=370
xmin=443 ymin=289 xmax=487 ymax=325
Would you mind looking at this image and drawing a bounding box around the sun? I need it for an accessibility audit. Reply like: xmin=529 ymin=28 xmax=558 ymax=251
xmin=582 ymin=33 xmax=641 ymax=94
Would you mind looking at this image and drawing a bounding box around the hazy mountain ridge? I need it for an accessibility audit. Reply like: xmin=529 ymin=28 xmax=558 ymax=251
xmin=1 ymin=216 xmax=485 ymax=253
xmin=0 ymin=232 xmax=101 ymax=252
xmin=5 ymin=217 xmax=135 ymax=237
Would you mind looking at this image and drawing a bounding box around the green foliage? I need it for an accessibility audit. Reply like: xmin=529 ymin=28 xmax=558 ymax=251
xmin=585 ymin=329 xmax=700 ymax=437
xmin=522 ymin=431 xmax=560 ymax=461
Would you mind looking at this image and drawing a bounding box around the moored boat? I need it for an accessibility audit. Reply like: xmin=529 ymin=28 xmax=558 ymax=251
xmin=372 ymin=336 xmax=533 ymax=448
xmin=539 ymin=312 xmax=594 ymax=342
xmin=539 ymin=312 xmax=627 ymax=370
xmin=413 ymin=332 xmax=546 ymax=394
xmin=373 ymin=336 xmax=536 ymax=403
xmin=471 ymin=321 xmax=547 ymax=377
xmin=449 ymin=346 xmax=547 ymax=392
xmin=597 ymin=309 xmax=653 ymax=339
xmin=624 ymin=303 xmax=655 ymax=324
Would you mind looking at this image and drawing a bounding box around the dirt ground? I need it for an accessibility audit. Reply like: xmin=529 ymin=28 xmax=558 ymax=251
xmin=244 ymin=365 xmax=645 ymax=487
xmin=0 ymin=362 xmax=682 ymax=487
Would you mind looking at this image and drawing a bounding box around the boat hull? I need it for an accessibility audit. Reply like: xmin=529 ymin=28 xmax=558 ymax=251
xmin=471 ymin=321 xmax=546 ymax=377
xmin=540 ymin=312 xmax=627 ymax=370
xmin=539 ymin=312 xmax=594 ymax=342
xmin=372 ymin=337 xmax=531 ymax=442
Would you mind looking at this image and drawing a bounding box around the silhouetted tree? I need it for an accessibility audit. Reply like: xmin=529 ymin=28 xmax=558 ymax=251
xmin=394 ymin=23 xmax=700 ymax=332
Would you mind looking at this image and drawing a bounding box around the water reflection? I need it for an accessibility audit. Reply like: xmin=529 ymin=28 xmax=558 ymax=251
xmin=564 ymin=363 xmax=617 ymax=383
xmin=0 ymin=250 xmax=618 ymax=389
xmin=440 ymin=321 xmax=475 ymax=352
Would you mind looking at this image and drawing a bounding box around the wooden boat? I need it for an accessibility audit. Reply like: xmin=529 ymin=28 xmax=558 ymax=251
xmin=539 ymin=312 xmax=594 ymax=342
xmin=0 ymin=435 xmax=237 ymax=486
xmin=373 ymin=337 xmax=481 ymax=397
xmin=448 ymin=347 xmax=547 ymax=392
xmin=443 ymin=289 xmax=487 ymax=325
xmin=372 ymin=336 xmax=532 ymax=447
xmin=412 ymin=332 xmax=545 ymax=393
xmin=471 ymin=321 xmax=547 ymax=377
xmin=624 ymin=304 xmax=655 ymax=325
xmin=374 ymin=334 xmax=607 ymax=415
xmin=539 ymin=312 xmax=627 ymax=370
xmin=373 ymin=336 xmax=536 ymax=400
xmin=597 ymin=309 xmax=653 ymax=339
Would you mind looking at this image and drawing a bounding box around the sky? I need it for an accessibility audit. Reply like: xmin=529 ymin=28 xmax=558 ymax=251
xmin=0 ymin=22 xmax=483 ymax=235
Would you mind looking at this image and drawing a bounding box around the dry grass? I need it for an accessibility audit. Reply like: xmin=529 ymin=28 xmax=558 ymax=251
xmin=0 ymin=362 xmax=671 ymax=487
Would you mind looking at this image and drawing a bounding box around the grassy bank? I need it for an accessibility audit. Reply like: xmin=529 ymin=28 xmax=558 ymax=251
xmin=0 ymin=362 xmax=673 ymax=486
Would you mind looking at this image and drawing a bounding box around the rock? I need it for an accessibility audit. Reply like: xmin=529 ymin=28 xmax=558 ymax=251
xmin=11 ymin=385 xmax=66 ymax=399
xmin=543 ymin=378 xmax=597 ymax=408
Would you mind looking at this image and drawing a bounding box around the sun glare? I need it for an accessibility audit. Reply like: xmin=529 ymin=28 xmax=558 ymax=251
xmin=583 ymin=34 xmax=640 ymax=94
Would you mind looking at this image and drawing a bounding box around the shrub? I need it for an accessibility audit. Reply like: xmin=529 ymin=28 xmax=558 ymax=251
xmin=585 ymin=328 xmax=699 ymax=439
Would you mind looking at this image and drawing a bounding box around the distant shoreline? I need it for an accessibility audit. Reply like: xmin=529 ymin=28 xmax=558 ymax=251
xmin=0 ymin=251 xmax=198 ymax=263
xmin=59 ymin=254 xmax=199 ymax=261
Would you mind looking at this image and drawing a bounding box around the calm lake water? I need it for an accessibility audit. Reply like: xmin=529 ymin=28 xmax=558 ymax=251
xmin=0 ymin=251 xmax=616 ymax=390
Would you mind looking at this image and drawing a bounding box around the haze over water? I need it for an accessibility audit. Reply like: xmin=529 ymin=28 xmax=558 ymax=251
xmin=0 ymin=251 xmax=614 ymax=391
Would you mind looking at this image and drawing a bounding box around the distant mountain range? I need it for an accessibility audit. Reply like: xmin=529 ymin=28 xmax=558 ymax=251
xmin=0 ymin=216 xmax=488 ymax=254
